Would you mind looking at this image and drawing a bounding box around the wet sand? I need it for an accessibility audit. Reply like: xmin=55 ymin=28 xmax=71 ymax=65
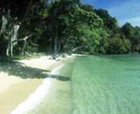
xmin=0 ymin=78 xmax=42 ymax=114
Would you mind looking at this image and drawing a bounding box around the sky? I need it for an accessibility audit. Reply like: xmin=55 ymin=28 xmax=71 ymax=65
xmin=81 ymin=0 xmax=140 ymax=27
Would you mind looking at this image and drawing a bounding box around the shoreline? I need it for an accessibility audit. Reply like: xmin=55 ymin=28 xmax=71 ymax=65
xmin=0 ymin=54 xmax=74 ymax=114
xmin=0 ymin=55 xmax=59 ymax=114
xmin=10 ymin=64 xmax=64 ymax=114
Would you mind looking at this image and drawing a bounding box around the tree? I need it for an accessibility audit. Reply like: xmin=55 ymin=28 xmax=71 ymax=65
xmin=81 ymin=4 xmax=94 ymax=12
xmin=1 ymin=0 xmax=140 ymax=56
xmin=0 ymin=9 xmax=20 ymax=56
xmin=121 ymin=22 xmax=139 ymax=52
xmin=95 ymin=9 xmax=119 ymax=31
xmin=46 ymin=0 xmax=102 ymax=55
xmin=0 ymin=0 xmax=47 ymax=56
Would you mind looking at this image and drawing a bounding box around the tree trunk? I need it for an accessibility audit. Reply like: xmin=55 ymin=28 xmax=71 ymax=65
xmin=0 ymin=15 xmax=8 ymax=36
xmin=10 ymin=42 xmax=13 ymax=56
xmin=54 ymin=36 xmax=57 ymax=56
xmin=54 ymin=24 xmax=58 ymax=57
xmin=1 ymin=11 xmax=20 ymax=57
xmin=22 ymin=40 xmax=27 ymax=56
xmin=6 ymin=42 xmax=10 ymax=56
xmin=6 ymin=23 xmax=20 ymax=57
xmin=58 ymin=40 xmax=61 ymax=52
xmin=6 ymin=28 xmax=12 ymax=56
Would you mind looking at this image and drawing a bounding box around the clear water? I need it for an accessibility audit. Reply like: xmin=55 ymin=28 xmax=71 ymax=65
xmin=26 ymin=54 xmax=140 ymax=114
xmin=72 ymin=54 xmax=140 ymax=114
xmin=26 ymin=59 xmax=74 ymax=114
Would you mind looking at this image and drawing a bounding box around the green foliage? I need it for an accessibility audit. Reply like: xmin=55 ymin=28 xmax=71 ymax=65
xmin=95 ymin=9 xmax=119 ymax=30
xmin=45 ymin=0 xmax=103 ymax=53
xmin=1 ymin=0 xmax=140 ymax=56
xmin=81 ymin=4 xmax=94 ymax=12
xmin=121 ymin=23 xmax=140 ymax=52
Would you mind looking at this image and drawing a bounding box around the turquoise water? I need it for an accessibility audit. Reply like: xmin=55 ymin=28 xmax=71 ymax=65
xmin=72 ymin=54 xmax=140 ymax=114
xmin=26 ymin=59 xmax=74 ymax=114
xmin=26 ymin=54 xmax=140 ymax=114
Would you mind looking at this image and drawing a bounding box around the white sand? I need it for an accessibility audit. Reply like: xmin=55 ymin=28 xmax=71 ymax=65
xmin=0 ymin=55 xmax=74 ymax=114
xmin=0 ymin=72 xmax=24 ymax=94
xmin=19 ymin=56 xmax=56 ymax=70
xmin=0 ymin=56 xmax=56 ymax=94
xmin=0 ymin=55 xmax=59 ymax=114
xmin=10 ymin=64 xmax=64 ymax=114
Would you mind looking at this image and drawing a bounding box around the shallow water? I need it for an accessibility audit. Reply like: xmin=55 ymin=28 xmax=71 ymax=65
xmin=72 ymin=54 xmax=140 ymax=114
xmin=26 ymin=59 xmax=74 ymax=114
xmin=25 ymin=54 xmax=140 ymax=114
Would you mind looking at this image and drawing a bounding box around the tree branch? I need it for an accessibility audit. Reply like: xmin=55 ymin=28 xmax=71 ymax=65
xmin=12 ymin=34 xmax=32 ymax=43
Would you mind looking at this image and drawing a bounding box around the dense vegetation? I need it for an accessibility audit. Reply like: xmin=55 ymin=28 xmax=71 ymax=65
xmin=0 ymin=0 xmax=140 ymax=57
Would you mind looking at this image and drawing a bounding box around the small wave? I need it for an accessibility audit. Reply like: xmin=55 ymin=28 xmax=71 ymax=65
xmin=10 ymin=64 xmax=64 ymax=114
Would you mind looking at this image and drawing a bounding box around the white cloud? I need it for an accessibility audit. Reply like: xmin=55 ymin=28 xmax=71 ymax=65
xmin=120 ymin=16 xmax=140 ymax=27
xmin=107 ymin=0 xmax=140 ymax=26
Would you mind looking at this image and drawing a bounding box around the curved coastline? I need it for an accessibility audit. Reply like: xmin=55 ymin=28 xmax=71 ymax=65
xmin=10 ymin=64 xmax=64 ymax=114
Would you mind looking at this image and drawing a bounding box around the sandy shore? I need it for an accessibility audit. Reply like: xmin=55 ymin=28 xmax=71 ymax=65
xmin=10 ymin=64 xmax=64 ymax=114
xmin=0 ymin=56 xmax=59 ymax=114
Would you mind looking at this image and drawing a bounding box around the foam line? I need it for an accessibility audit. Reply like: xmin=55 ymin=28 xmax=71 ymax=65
xmin=10 ymin=64 xmax=64 ymax=114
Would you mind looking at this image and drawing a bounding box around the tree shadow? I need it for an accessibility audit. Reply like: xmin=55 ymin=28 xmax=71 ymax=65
xmin=0 ymin=60 xmax=71 ymax=81
xmin=45 ymin=74 xmax=70 ymax=81
xmin=0 ymin=60 xmax=50 ymax=79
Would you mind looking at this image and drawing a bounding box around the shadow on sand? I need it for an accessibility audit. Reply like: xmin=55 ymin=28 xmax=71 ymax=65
xmin=0 ymin=60 xmax=70 ymax=81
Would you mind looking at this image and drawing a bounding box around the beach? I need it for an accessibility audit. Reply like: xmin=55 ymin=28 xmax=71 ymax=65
xmin=0 ymin=55 xmax=60 ymax=114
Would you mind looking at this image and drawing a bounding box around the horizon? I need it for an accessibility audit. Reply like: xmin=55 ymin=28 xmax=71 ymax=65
xmin=81 ymin=0 xmax=140 ymax=27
